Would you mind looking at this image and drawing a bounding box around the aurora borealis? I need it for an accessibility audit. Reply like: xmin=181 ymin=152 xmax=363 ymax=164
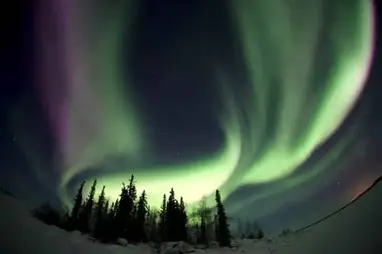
xmin=2 ymin=0 xmax=382 ymax=232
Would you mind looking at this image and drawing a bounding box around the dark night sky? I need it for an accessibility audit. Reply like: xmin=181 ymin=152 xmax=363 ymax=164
xmin=1 ymin=0 xmax=382 ymax=233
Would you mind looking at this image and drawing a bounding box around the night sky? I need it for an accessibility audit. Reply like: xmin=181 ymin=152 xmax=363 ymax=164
xmin=1 ymin=0 xmax=382 ymax=233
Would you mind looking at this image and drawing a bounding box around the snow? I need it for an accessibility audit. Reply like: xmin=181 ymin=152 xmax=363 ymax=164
xmin=1 ymin=178 xmax=381 ymax=254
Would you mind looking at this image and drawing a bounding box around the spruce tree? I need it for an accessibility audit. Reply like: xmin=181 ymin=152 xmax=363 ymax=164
xmin=127 ymin=175 xmax=137 ymax=241
xmin=127 ymin=174 xmax=137 ymax=202
xmin=69 ymin=180 xmax=85 ymax=229
xmin=214 ymin=214 xmax=219 ymax=241
xmin=114 ymin=199 xmax=119 ymax=217
xmin=159 ymin=194 xmax=167 ymax=241
xmin=94 ymin=185 xmax=106 ymax=238
xmin=200 ymin=214 xmax=207 ymax=245
xmin=147 ymin=209 xmax=159 ymax=243
xmin=104 ymin=200 xmax=118 ymax=242
xmin=135 ymin=190 xmax=148 ymax=242
xmin=178 ymin=197 xmax=188 ymax=241
xmin=114 ymin=184 xmax=130 ymax=238
xmin=165 ymin=188 xmax=177 ymax=241
xmin=215 ymin=190 xmax=231 ymax=247
xmin=78 ymin=179 xmax=97 ymax=233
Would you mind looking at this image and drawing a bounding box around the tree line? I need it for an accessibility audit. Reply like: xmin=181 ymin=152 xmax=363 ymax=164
xmin=33 ymin=175 xmax=232 ymax=247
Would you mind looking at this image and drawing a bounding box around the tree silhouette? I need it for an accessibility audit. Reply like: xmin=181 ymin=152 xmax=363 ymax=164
xmin=165 ymin=188 xmax=177 ymax=241
xmin=178 ymin=197 xmax=188 ymax=241
xmin=114 ymin=184 xmax=130 ymax=239
xmin=78 ymin=179 xmax=97 ymax=233
xmin=69 ymin=180 xmax=85 ymax=230
xmin=215 ymin=190 xmax=231 ymax=247
xmin=135 ymin=190 xmax=148 ymax=242
xmin=94 ymin=185 xmax=106 ymax=239
xmin=159 ymin=194 xmax=167 ymax=241
xmin=147 ymin=208 xmax=159 ymax=242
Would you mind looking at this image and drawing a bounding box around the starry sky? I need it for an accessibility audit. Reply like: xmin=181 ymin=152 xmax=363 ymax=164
xmin=1 ymin=0 xmax=382 ymax=233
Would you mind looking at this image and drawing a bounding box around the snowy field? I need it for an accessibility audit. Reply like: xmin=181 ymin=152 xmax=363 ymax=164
xmin=0 ymin=179 xmax=381 ymax=254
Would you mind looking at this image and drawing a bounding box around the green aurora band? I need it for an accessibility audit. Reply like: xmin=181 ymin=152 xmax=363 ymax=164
xmin=57 ymin=0 xmax=374 ymax=211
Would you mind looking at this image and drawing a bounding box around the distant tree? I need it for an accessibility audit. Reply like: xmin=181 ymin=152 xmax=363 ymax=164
xmin=114 ymin=199 xmax=119 ymax=217
xmin=102 ymin=200 xmax=119 ymax=242
xmin=103 ymin=199 xmax=110 ymax=217
xmin=114 ymin=184 xmax=130 ymax=238
xmin=147 ymin=208 xmax=159 ymax=242
xmin=214 ymin=215 xmax=219 ymax=241
xmin=115 ymin=176 xmax=137 ymax=241
xmin=279 ymin=228 xmax=293 ymax=237
xmin=135 ymin=190 xmax=149 ymax=242
xmin=178 ymin=197 xmax=188 ymax=241
xmin=69 ymin=180 xmax=85 ymax=229
xmin=200 ymin=213 xmax=207 ymax=245
xmin=193 ymin=197 xmax=213 ymax=245
xmin=78 ymin=179 xmax=97 ymax=233
xmin=32 ymin=202 xmax=63 ymax=227
xmin=165 ymin=188 xmax=179 ymax=241
xmin=94 ymin=185 xmax=106 ymax=238
xmin=215 ymin=190 xmax=231 ymax=247
xmin=257 ymin=228 xmax=264 ymax=239
xmin=159 ymin=194 xmax=167 ymax=241
xmin=127 ymin=175 xmax=137 ymax=202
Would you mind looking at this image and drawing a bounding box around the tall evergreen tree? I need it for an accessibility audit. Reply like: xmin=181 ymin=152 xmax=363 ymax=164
xmin=215 ymin=190 xmax=231 ymax=247
xmin=147 ymin=209 xmax=159 ymax=243
xmin=178 ymin=197 xmax=188 ymax=241
xmin=200 ymin=214 xmax=207 ymax=245
xmin=115 ymin=177 xmax=137 ymax=241
xmin=114 ymin=199 xmax=119 ymax=217
xmin=214 ymin=215 xmax=219 ymax=241
xmin=103 ymin=199 xmax=109 ymax=217
xmin=114 ymin=184 xmax=130 ymax=238
xmin=69 ymin=180 xmax=85 ymax=229
xmin=159 ymin=194 xmax=167 ymax=241
xmin=94 ymin=185 xmax=106 ymax=238
xmin=135 ymin=190 xmax=148 ymax=242
xmin=165 ymin=188 xmax=177 ymax=241
xmin=78 ymin=179 xmax=97 ymax=233
xmin=127 ymin=174 xmax=137 ymax=203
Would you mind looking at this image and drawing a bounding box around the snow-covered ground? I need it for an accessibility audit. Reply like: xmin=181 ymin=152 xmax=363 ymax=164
xmin=1 ymin=178 xmax=381 ymax=254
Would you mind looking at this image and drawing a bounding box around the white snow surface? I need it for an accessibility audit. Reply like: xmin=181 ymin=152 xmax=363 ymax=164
xmin=1 ymin=179 xmax=381 ymax=254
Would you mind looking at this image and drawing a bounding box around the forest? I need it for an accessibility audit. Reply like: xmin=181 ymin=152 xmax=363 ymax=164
xmin=32 ymin=175 xmax=264 ymax=249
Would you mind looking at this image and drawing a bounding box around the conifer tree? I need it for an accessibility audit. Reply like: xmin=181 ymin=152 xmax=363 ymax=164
xmin=200 ymin=214 xmax=207 ymax=245
xmin=135 ymin=190 xmax=148 ymax=242
xmin=165 ymin=188 xmax=177 ymax=241
xmin=114 ymin=184 xmax=130 ymax=238
xmin=159 ymin=194 xmax=167 ymax=241
xmin=126 ymin=175 xmax=137 ymax=240
xmin=127 ymin=174 xmax=137 ymax=203
xmin=94 ymin=186 xmax=106 ymax=238
xmin=215 ymin=190 xmax=231 ymax=247
xmin=103 ymin=200 xmax=118 ymax=242
xmin=69 ymin=180 xmax=85 ymax=229
xmin=103 ymin=199 xmax=109 ymax=217
xmin=214 ymin=214 xmax=219 ymax=241
xmin=114 ymin=199 xmax=119 ymax=217
xmin=147 ymin=209 xmax=159 ymax=242
xmin=78 ymin=179 xmax=97 ymax=233
xmin=178 ymin=197 xmax=188 ymax=241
